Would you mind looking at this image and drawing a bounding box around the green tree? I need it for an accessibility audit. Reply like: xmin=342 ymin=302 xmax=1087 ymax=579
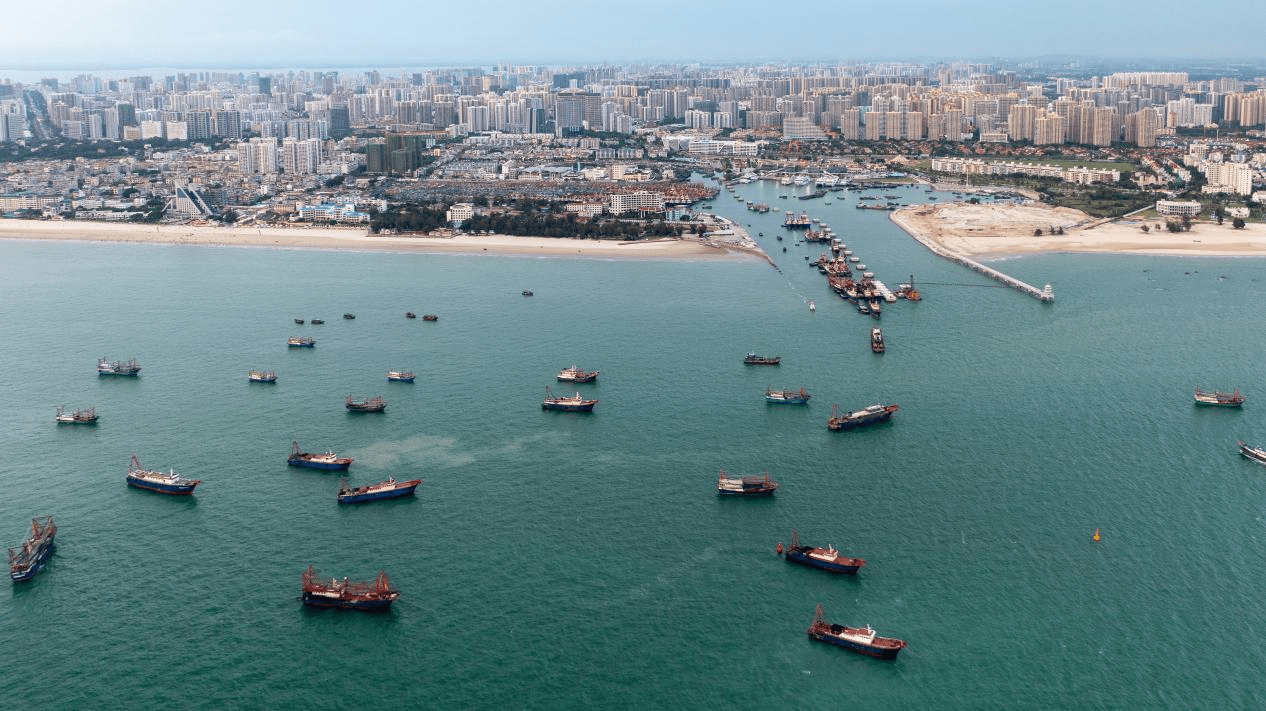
xmin=1233 ymin=218 xmax=1246 ymax=229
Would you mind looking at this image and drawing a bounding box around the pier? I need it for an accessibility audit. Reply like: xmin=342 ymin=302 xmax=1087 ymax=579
xmin=890 ymin=211 xmax=1053 ymax=303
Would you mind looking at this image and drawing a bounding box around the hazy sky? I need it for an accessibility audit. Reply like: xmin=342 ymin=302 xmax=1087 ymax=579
xmin=4 ymin=0 xmax=1262 ymax=70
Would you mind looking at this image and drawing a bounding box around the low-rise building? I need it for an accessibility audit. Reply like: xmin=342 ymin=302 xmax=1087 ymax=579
xmin=1155 ymin=200 xmax=1201 ymax=217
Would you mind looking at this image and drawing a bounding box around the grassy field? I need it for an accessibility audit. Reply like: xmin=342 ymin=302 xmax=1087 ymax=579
xmin=979 ymin=157 xmax=1137 ymax=172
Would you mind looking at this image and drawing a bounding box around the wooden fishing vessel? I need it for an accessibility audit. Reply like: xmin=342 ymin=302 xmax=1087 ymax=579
xmin=126 ymin=454 xmax=201 ymax=495
xmin=248 ymin=370 xmax=278 ymax=383
xmin=345 ymin=395 xmax=386 ymax=412
xmin=557 ymin=365 xmax=599 ymax=383
xmin=9 ymin=515 xmax=56 ymax=582
xmin=781 ymin=529 xmax=865 ymax=574
xmin=542 ymin=387 xmax=597 ymax=412
xmin=336 ymin=476 xmax=422 ymax=504
xmin=1194 ymin=386 xmax=1244 ymax=407
xmin=55 ymin=406 xmax=98 ymax=424
xmin=765 ymin=386 xmax=810 ymax=404
xmin=716 ymin=470 xmax=779 ymax=496
xmin=301 ymin=565 xmax=399 ymax=610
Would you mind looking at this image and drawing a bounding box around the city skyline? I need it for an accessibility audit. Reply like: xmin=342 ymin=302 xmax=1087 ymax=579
xmin=6 ymin=0 xmax=1265 ymax=70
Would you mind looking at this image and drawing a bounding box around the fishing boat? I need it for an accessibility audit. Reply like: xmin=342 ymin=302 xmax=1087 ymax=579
xmin=557 ymin=365 xmax=599 ymax=383
xmin=248 ymin=370 xmax=278 ymax=383
xmin=386 ymin=371 xmax=415 ymax=383
xmin=542 ymin=387 xmax=597 ymax=412
xmin=97 ymin=357 xmax=141 ymax=376
xmin=871 ymin=328 xmax=885 ymax=353
xmin=405 ymin=312 xmax=416 ymax=319
xmin=343 ymin=313 xmax=355 ymax=320
xmin=287 ymin=337 xmax=315 ymax=348
xmin=345 ymin=395 xmax=386 ymax=413
xmin=783 ymin=211 xmax=811 ymax=229
xmin=336 ymin=476 xmax=422 ymax=504
xmin=294 ymin=318 xmax=304 ymax=325
xmin=310 ymin=319 xmax=324 ymax=324
xmin=9 ymin=515 xmax=56 ymax=582
xmin=301 ymin=565 xmax=399 ymax=610
xmin=781 ymin=529 xmax=865 ymax=574
xmin=1238 ymin=440 xmax=1266 ymax=466
xmin=288 ymin=441 xmax=352 ymax=470
xmin=807 ymin=605 xmax=906 ymax=660
xmin=744 ymin=353 xmax=781 ymax=365
xmin=522 ymin=290 xmax=534 ymax=296
xmin=1194 ymin=386 xmax=1244 ymax=407
xmin=422 ymin=314 xmax=438 ymax=322
xmin=827 ymin=403 xmax=898 ymax=431
xmin=808 ymin=300 xmax=815 ymax=312
xmin=716 ymin=470 xmax=778 ymax=496
xmin=55 ymin=406 xmax=98 ymax=424
xmin=765 ymin=386 xmax=811 ymax=404
xmin=126 ymin=454 xmax=201 ymax=495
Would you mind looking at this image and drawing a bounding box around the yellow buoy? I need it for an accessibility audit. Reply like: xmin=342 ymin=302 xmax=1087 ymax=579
xmin=1093 ymin=528 xmax=1100 ymax=542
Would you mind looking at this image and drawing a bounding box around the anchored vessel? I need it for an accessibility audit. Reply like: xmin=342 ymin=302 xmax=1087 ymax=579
xmin=557 ymin=365 xmax=599 ymax=383
xmin=782 ymin=529 xmax=865 ymax=574
xmin=55 ymin=405 xmax=98 ymax=424
xmin=386 ymin=371 xmax=415 ymax=383
xmin=336 ymin=476 xmax=422 ymax=504
xmin=871 ymin=327 xmax=885 ymax=353
xmin=301 ymin=565 xmax=399 ymax=610
xmin=98 ymin=357 xmax=141 ymax=376
xmin=827 ymin=403 xmax=898 ymax=431
xmin=405 ymin=312 xmax=416 ymax=319
xmin=716 ymin=470 xmax=779 ymax=496
xmin=807 ymin=604 xmax=906 ymax=660
xmin=542 ymin=387 xmax=597 ymax=412
xmin=288 ymin=441 xmax=352 ymax=470
xmin=345 ymin=395 xmax=386 ymax=412
xmin=765 ymin=386 xmax=811 ymax=404
xmin=248 ymin=370 xmax=278 ymax=383
xmin=422 ymin=314 xmax=438 ymax=321
xmin=744 ymin=353 xmax=781 ymax=366
xmin=783 ymin=211 xmax=811 ymax=229
xmin=1194 ymin=386 xmax=1244 ymax=407
xmin=310 ymin=319 xmax=324 ymax=325
xmin=126 ymin=454 xmax=201 ymax=495
xmin=9 ymin=515 xmax=56 ymax=582
xmin=287 ymin=337 xmax=315 ymax=348
xmin=1239 ymin=440 xmax=1266 ymax=466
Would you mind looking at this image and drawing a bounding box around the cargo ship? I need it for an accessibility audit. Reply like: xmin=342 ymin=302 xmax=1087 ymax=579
xmin=345 ymin=395 xmax=386 ymax=412
xmin=98 ymin=357 xmax=141 ymax=376
xmin=386 ymin=371 xmax=415 ymax=383
xmin=1238 ymin=440 xmax=1266 ymax=466
xmin=55 ymin=405 xmax=98 ymax=424
xmin=871 ymin=328 xmax=885 ymax=353
xmin=126 ymin=454 xmax=201 ymax=495
xmin=9 ymin=515 xmax=56 ymax=582
xmin=248 ymin=370 xmax=278 ymax=383
xmin=557 ymin=365 xmax=599 ymax=383
xmin=744 ymin=353 xmax=781 ymax=365
xmin=765 ymin=386 xmax=811 ymax=404
xmin=301 ymin=565 xmax=399 ymax=610
xmin=807 ymin=604 xmax=907 ymax=660
xmin=780 ymin=529 xmax=865 ymax=574
xmin=716 ymin=470 xmax=779 ymax=496
xmin=288 ymin=441 xmax=352 ymax=470
xmin=827 ymin=403 xmax=898 ymax=431
xmin=336 ymin=476 xmax=422 ymax=504
xmin=287 ymin=337 xmax=315 ymax=348
xmin=542 ymin=387 xmax=597 ymax=412
xmin=1194 ymin=386 xmax=1244 ymax=407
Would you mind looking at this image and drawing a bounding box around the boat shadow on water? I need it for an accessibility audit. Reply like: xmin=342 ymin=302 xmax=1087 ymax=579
xmin=297 ymin=600 xmax=400 ymax=618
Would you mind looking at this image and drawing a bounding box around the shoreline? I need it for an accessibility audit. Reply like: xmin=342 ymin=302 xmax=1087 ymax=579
xmin=0 ymin=218 xmax=762 ymax=261
xmin=890 ymin=202 xmax=1266 ymax=259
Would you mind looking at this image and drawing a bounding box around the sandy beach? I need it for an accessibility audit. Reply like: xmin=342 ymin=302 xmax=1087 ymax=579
xmin=892 ymin=202 xmax=1266 ymax=258
xmin=0 ymin=218 xmax=762 ymax=261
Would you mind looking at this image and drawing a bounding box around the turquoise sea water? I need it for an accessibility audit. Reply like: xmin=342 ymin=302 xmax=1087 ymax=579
xmin=3 ymin=182 xmax=1266 ymax=709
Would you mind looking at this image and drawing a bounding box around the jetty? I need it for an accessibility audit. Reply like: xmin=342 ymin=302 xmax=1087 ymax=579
xmin=890 ymin=210 xmax=1053 ymax=303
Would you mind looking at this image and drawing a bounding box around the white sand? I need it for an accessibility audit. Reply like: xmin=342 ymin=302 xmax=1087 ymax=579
xmin=891 ymin=202 xmax=1266 ymax=258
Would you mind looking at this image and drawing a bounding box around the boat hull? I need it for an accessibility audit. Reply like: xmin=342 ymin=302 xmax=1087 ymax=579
xmin=542 ymin=402 xmax=596 ymax=412
xmin=717 ymin=487 xmax=777 ymax=496
xmin=126 ymin=476 xmax=199 ymax=495
xmin=766 ymin=395 xmax=810 ymax=404
xmin=828 ymin=413 xmax=894 ymax=430
xmin=337 ymin=483 xmax=420 ymax=504
xmin=10 ymin=543 xmax=55 ymax=582
xmin=808 ymin=629 xmax=904 ymax=659
xmin=288 ymin=457 xmax=351 ymax=471
xmin=1239 ymin=442 xmax=1266 ymax=466
xmin=98 ymin=370 xmax=140 ymax=377
xmin=56 ymin=417 xmax=98 ymax=424
xmin=301 ymin=592 xmax=396 ymax=610
xmin=785 ymin=550 xmax=863 ymax=574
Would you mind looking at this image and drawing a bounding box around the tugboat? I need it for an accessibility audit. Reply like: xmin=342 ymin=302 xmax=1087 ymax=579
xmin=827 ymin=403 xmax=898 ymax=431
xmin=1194 ymin=386 xmax=1244 ymax=407
xmin=301 ymin=565 xmax=399 ymax=610
xmin=716 ymin=470 xmax=779 ymax=496
xmin=8 ymin=515 xmax=56 ymax=582
xmin=126 ymin=454 xmax=201 ymax=495
xmin=743 ymin=353 xmax=781 ymax=366
xmin=97 ymin=357 xmax=141 ymax=376
xmin=806 ymin=604 xmax=906 ymax=660
xmin=765 ymin=386 xmax=811 ymax=404
xmin=542 ymin=387 xmax=597 ymax=412
xmin=557 ymin=365 xmax=599 ymax=383
xmin=780 ymin=529 xmax=865 ymax=574
xmin=288 ymin=441 xmax=352 ymax=470
xmin=287 ymin=337 xmax=315 ymax=348
xmin=248 ymin=370 xmax=278 ymax=383
xmin=386 ymin=371 xmax=415 ymax=383
xmin=336 ymin=476 xmax=423 ymax=504
xmin=1238 ymin=440 xmax=1266 ymax=466
xmin=55 ymin=406 xmax=98 ymax=424
xmin=871 ymin=328 xmax=885 ymax=353
xmin=345 ymin=395 xmax=386 ymax=413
